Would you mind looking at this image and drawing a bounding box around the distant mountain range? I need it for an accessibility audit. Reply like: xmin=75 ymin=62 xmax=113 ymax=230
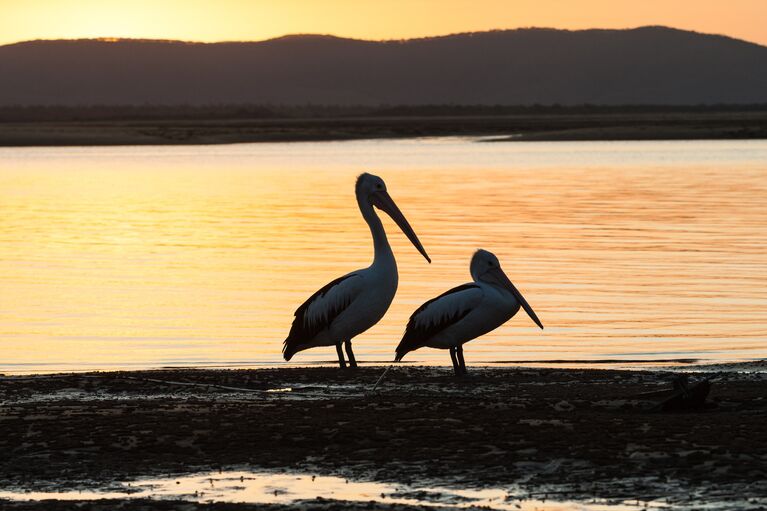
xmin=1 ymin=26 xmax=766 ymax=106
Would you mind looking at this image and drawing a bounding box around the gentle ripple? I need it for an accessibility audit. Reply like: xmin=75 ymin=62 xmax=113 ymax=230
xmin=1 ymin=138 xmax=766 ymax=373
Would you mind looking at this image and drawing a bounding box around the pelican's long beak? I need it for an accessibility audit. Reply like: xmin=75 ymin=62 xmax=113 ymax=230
xmin=372 ymin=190 xmax=431 ymax=263
xmin=487 ymin=267 xmax=543 ymax=329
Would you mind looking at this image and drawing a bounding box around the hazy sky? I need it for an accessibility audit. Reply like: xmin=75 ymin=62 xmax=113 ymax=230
xmin=2 ymin=0 xmax=766 ymax=46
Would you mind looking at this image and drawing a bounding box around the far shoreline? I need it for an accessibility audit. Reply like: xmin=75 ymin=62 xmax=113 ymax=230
xmin=1 ymin=110 xmax=766 ymax=147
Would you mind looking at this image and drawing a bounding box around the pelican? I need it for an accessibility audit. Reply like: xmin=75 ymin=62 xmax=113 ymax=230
xmin=283 ymin=173 xmax=431 ymax=368
xmin=395 ymin=249 xmax=543 ymax=376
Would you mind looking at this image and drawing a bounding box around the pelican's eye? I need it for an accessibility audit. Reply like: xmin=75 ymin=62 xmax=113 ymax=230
xmin=376 ymin=183 xmax=383 ymax=190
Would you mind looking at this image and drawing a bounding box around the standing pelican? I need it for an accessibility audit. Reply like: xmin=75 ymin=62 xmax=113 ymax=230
xmin=395 ymin=249 xmax=543 ymax=376
xmin=283 ymin=173 xmax=431 ymax=368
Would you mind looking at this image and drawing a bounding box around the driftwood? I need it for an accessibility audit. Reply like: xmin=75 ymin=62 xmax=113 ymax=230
xmin=648 ymin=376 xmax=712 ymax=412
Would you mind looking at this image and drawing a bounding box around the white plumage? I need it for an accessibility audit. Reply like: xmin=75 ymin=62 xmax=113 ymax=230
xmin=283 ymin=173 xmax=430 ymax=368
xmin=396 ymin=249 xmax=543 ymax=375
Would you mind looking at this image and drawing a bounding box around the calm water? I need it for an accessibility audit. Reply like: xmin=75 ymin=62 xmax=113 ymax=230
xmin=0 ymin=469 xmax=673 ymax=510
xmin=1 ymin=138 xmax=766 ymax=373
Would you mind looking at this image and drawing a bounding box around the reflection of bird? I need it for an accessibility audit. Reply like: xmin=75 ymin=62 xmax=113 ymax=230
xmin=395 ymin=249 xmax=543 ymax=376
xmin=283 ymin=173 xmax=431 ymax=368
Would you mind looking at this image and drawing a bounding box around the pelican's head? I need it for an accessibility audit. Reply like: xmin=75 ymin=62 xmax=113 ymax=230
xmin=355 ymin=172 xmax=387 ymax=197
xmin=356 ymin=173 xmax=431 ymax=263
xmin=470 ymin=249 xmax=501 ymax=281
xmin=470 ymin=249 xmax=543 ymax=329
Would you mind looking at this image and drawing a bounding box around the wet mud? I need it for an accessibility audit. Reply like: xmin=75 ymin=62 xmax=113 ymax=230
xmin=1 ymin=366 xmax=766 ymax=509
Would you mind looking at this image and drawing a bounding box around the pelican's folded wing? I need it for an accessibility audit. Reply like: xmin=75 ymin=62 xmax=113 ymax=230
xmin=396 ymin=283 xmax=484 ymax=360
xmin=283 ymin=272 xmax=363 ymax=359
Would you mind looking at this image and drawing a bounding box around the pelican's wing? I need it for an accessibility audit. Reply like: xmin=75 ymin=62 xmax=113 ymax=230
xmin=283 ymin=272 xmax=363 ymax=359
xmin=395 ymin=283 xmax=484 ymax=360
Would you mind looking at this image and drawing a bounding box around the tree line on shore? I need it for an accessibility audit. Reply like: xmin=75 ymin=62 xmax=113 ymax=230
xmin=2 ymin=103 xmax=767 ymax=123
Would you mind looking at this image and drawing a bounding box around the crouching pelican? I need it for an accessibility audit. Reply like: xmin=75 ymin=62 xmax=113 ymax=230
xmin=283 ymin=173 xmax=431 ymax=368
xmin=395 ymin=249 xmax=543 ymax=376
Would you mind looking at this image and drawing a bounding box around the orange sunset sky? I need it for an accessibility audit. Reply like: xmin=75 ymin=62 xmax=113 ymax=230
xmin=1 ymin=0 xmax=766 ymax=47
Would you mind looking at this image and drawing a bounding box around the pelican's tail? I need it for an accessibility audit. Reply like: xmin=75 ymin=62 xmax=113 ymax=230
xmin=282 ymin=342 xmax=295 ymax=361
xmin=395 ymin=332 xmax=420 ymax=362
xmin=282 ymin=336 xmax=302 ymax=361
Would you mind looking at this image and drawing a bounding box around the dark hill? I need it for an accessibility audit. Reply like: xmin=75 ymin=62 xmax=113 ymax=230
xmin=1 ymin=26 xmax=766 ymax=106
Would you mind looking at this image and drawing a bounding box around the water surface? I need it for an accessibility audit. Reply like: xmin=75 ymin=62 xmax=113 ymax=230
xmin=0 ymin=470 xmax=671 ymax=510
xmin=1 ymin=139 xmax=766 ymax=373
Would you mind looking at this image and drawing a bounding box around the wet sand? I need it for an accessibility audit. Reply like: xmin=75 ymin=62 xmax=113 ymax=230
xmin=1 ymin=366 xmax=766 ymax=509
xmin=1 ymin=111 xmax=767 ymax=146
xmin=0 ymin=499 xmax=444 ymax=511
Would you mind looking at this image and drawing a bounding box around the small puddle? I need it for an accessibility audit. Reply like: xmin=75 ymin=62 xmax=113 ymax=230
xmin=0 ymin=470 xmax=668 ymax=510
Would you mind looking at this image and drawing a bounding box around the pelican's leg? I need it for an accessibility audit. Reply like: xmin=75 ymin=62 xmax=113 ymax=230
xmin=456 ymin=345 xmax=468 ymax=375
xmin=344 ymin=340 xmax=358 ymax=368
xmin=449 ymin=347 xmax=461 ymax=376
xmin=336 ymin=343 xmax=347 ymax=369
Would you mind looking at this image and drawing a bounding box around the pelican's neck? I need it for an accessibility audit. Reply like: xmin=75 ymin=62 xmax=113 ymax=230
xmin=358 ymin=196 xmax=394 ymax=266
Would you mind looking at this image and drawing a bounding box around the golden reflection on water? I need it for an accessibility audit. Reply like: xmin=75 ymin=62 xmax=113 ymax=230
xmin=0 ymin=470 xmax=666 ymax=510
xmin=1 ymin=139 xmax=766 ymax=373
xmin=0 ymin=470 xmax=667 ymax=511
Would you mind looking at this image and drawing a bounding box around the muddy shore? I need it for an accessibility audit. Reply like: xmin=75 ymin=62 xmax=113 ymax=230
xmin=1 ymin=111 xmax=767 ymax=146
xmin=1 ymin=366 xmax=766 ymax=509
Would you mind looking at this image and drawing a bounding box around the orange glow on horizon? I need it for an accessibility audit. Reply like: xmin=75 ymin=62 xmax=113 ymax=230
xmin=1 ymin=0 xmax=766 ymax=47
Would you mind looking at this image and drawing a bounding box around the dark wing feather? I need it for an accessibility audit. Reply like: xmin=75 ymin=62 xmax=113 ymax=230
xmin=283 ymin=273 xmax=359 ymax=360
xmin=395 ymin=283 xmax=482 ymax=361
